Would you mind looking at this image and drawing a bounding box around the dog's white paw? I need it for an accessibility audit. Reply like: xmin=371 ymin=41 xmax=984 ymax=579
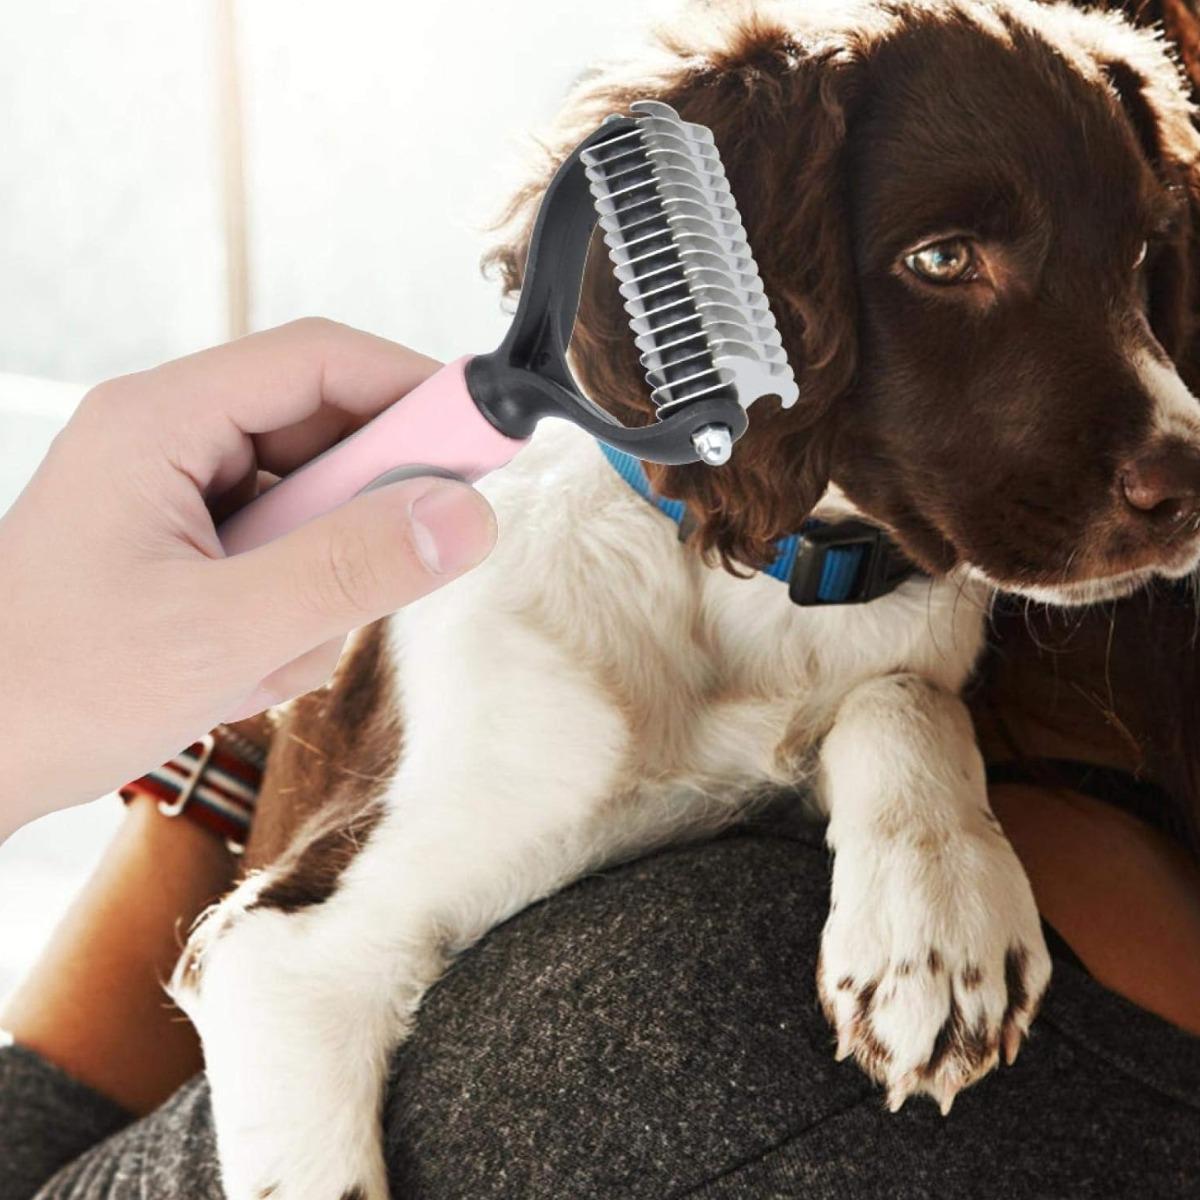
xmin=213 ymin=1109 xmax=388 ymax=1200
xmin=198 ymin=963 xmax=391 ymax=1200
xmin=172 ymin=896 xmax=392 ymax=1200
xmin=817 ymin=820 xmax=1051 ymax=1113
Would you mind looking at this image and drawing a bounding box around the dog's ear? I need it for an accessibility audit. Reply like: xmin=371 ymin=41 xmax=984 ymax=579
xmin=1096 ymin=31 xmax=1200 ymax=380
xmin=485 ymin=17 xmax=867 ymax=572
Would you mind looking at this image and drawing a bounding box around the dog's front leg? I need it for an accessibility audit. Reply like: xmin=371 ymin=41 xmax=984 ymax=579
xmin=170 ymin=625 xmax=636 ymax=1200
xmin=816 ymin=673 xmax=1051 ymax=1113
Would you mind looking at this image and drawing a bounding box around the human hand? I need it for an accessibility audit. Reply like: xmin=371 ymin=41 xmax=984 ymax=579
xmin=0 ymin=319 xmax=497 ymax=834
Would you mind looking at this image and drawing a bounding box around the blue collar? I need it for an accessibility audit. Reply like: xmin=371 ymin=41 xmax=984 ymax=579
xmin=598 ymin=442 xmax=920 ymax=606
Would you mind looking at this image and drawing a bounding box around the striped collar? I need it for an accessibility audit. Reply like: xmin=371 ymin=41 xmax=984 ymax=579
xmin=598 ymin=442 xmax=920 ymax=606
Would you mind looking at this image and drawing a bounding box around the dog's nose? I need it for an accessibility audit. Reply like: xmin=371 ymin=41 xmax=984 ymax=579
xmin=1120 ymin=444 xmax=1200 ymax=526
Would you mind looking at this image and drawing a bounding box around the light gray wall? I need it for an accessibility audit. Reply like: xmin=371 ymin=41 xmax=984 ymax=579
xmin=0 ymin=2 xmax=224 ymax=383
xmin=0 ymin=0 xmax=677 ymax=387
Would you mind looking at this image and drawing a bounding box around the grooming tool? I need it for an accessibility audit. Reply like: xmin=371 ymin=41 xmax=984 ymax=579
xmin=219 ymin=101 xmax=797 ymax=556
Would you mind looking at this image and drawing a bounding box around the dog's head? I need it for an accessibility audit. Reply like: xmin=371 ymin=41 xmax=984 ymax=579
xmin=488 ymin=0 xmax=1200 ymax=603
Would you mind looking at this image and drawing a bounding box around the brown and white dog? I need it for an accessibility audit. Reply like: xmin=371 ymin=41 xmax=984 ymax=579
xmin=172 ymin=3 xmax=1200 ymax=1197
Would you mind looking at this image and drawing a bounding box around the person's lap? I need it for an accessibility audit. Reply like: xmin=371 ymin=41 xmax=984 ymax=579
xmin=27 ymin=805 xmax=1200 ymax=1200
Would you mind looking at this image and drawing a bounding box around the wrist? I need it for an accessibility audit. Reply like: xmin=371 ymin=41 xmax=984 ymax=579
xmin=0 ymin=782 xmax=242 ymax=1113
xmin=121 ymin=793 xmax=241 ymax=892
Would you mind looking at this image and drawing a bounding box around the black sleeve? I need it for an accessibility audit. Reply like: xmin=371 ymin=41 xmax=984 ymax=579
xmin=0 ymin=1046 xmax=223 ymax=1200
xmin=0 ymin=1043 xmax=132 ymax=1199
xmin=23 ymin=1073 xmax=224 ymax=1200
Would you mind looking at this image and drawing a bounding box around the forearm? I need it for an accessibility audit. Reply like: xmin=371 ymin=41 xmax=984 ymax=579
xmin=0 ymin=796 xmax=238 ymax=1115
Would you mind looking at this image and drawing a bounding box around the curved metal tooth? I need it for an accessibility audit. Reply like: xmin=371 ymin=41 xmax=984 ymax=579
xmin=582 ymin=99 xmax=798 ymax=412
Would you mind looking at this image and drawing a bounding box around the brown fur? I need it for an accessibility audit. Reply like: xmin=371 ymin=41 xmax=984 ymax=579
xmin=487 ymin=1 xmax=1200 ymax=588
xmin=972 ymin=580 xmax=1200 ymax=857
xmin=485 ymin=10 xmax=865 ymax=571
xmin=240 ymin=621 xmax=400 ymax=904
xmin=1157 ymin=0 xmax=1200 ymax=95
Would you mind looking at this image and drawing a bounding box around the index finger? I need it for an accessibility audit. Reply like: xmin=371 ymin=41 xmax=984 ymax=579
xmin=138 ymin=318 xmax=443 ymax=492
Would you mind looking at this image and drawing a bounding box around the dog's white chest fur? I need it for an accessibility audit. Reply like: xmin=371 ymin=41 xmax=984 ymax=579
xmin=172 ymin=422 xmax=1049 ymax=1200
xmin=405 ymin=422 xmax=988 ymax=794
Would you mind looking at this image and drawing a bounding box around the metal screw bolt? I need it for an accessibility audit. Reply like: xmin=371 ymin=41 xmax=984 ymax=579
xmin=692 ymin=423 xmax=733 ymax=466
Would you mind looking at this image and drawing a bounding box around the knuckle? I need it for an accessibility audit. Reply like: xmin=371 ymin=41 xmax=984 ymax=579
xmin=75 ymin=374 xmax=161 ymax=450
xmin=286 ymin=315 xmax=342 ymax=341
xmin=76 ymin=378 xmax=131 ymax=425
xmin=310 ymin=529 xmax=381 ymax=617
xmin=77 ymin=381 xmax=114 ymax=415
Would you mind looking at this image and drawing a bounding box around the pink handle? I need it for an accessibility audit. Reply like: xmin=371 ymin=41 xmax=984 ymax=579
xmin=218 ymin=356 xmax=526 ymax=555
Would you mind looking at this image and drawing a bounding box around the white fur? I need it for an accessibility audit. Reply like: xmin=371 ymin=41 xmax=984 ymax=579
xmin=1135 ymin=346 xmax=1200 ymax=443
xmin=173 ymin=423 xmax=1048 ymax=1200
xmin=819 ymin=674 xmax=1051 ymax=1113
xmin=964 ymin=560 xmax=1161 ymax=605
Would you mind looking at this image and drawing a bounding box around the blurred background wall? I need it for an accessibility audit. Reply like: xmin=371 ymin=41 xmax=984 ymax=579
xmin=0 ymin=0 xmax=680 ymax=998
xmin=0 ymin=0 xmax=679 ymax=384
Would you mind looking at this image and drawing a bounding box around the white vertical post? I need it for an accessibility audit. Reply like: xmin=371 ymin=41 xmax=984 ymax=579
xmin=214 ymin=0 xmax=250 ymax=340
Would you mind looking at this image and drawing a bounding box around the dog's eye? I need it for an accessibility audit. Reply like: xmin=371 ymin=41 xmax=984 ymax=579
xmin=903 ymin=238 xmax=976 ymax=285
xmin=1133 ymin=240 xmax=1148 ymax=270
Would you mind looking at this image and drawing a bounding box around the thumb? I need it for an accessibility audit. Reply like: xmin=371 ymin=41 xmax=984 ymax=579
xmin=212 ymin=476 xmax=496 ymax=671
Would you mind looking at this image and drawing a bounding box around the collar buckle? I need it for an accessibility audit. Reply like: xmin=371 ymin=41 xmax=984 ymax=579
xmin=788 ymin=520 xmax=917 ymax=606
xmin=156 ymin=733 xmax=217 ymax=818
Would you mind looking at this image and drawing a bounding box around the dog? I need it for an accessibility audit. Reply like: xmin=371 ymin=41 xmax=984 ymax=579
xmin=171 ymin=3 xmax=1200 ymax=1196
